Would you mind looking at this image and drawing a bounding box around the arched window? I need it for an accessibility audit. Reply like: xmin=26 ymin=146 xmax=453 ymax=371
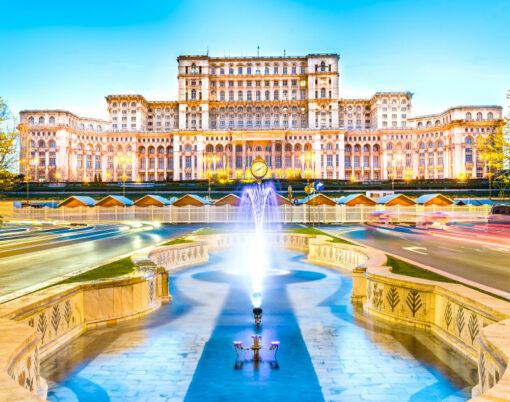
xmin=275 ymin=144 xmax=282 ymax=152
xmin=139 ymin=146 xmax=146 ymax=154
xmin=405 ymin=143 xmax=411 ymax=150
xmin=363 ymin=145 xmax=369 ymax=152
xmin=320 ymin=61 xmax=326 ymax=72
xmin=304 ymin=144 xmax=311 ymax=151
xmin=326 ymin=143 xmax=333 ymax=150
xmin=354 ymin=145 xmax=360 ymax=152
xmin=438 ymin=141 xmax=444 ymax=148
xmin=148 ymin=146 xmax=155 ymax=154
xmin=49 ymin=140 xmax=56 ymax=148
xmin=274 ymin=90 xmax=279 ymax=100
xmin=108 ymin=146 xmax=114 ymax=152
xmin=77 ymin=144 xmax=83 ymax=151
xmin=265 ymin=91 xmax=270 ymax=100
xmin=167 ymin=146 xmax=173 ymax=153
xmin=373 ymin=144 xmax=379 ymax=152
xmin=386 ymin=144 xmax=393 ymax=150
xmin=255 ymin=145 xmax=262 ymax=152
xmin=38 ymin=116 xmax=45 ymax=125
xmin=487 ymin=112 xmax=493 ymax=120
xmin=131 ymin=102 xmax=136 ymax=107
xmin=426 ymin=121 xmax=432 ymax=127
xmin=419 ymin=143 xmax=425 ymax=149
xmin=294 ymin=144 xmax=301 ymax=152
xmin=116 ymin=145 xmax=123 ymax=152
xmin=28 ymin=116 xmax=34 ymax=124
xmin=476 ymin=112 xmax=483 ymax=121
xmin=206 ymin=144 xmax=214 ymax=152
xmin=185 ymin=145 xmax=192 ymax=152
xmin=320 ymin=88 xmax=326 ymax=99
xmin=428 ymin=142 xmax=434 ymax=148
xmin=94 ymin=145 xmax=100 ymax=152
xmin=88 ymin=124 xmax=93 ymax=130
xmin=49 ymin=116 xmax=55 ymax=124
xmin=465 ymin=137 xmax=472 ymax=144
xmin=191 ymin=63 xmax=197 ymax=74
xmin=417 ymin=122 xmax=423 ymax=128
xmin=158 ymin=146 xmax=164 ymax=154
xmin=97 ymin=125 xmax=102 ymax=131
xmin=38 ymin=140 xmax=45 ymax=148
xmin=191 ymin=89 xmax=196 ymax=100
xmin=265 ymin=145 xmax=271 ymax=152
xmin=216 ymin=144 xmax=223 ymax=152
xmin=435 ymin=120 xmax=441 ymax=126
xmin=466 ymin=112 xmax=472 ymax=121
xmin=345 ymin=145 xmax=351 ymax=152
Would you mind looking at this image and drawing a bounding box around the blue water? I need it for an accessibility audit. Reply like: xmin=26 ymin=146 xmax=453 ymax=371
xmin=43 ymin=251 xmax=476 ymax=401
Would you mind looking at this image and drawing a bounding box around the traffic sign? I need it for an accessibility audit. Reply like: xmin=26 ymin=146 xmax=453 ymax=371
xmin=313 ymin=180 xmax=325 ymax=192
xmin=293 ymin=198 xmax=299 ymax=206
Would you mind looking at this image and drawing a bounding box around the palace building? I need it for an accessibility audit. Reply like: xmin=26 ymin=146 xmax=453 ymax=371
xmin=19 ymin=53 xmax=503 ymax=182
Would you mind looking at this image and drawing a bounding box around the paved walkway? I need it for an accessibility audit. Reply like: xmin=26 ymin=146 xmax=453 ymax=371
xmin=42 ymin=251 xmax=476 ymax=401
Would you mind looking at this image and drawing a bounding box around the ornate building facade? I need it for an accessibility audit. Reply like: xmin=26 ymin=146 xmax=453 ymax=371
xmin=19 ymin=53 xmax=503 ymax=182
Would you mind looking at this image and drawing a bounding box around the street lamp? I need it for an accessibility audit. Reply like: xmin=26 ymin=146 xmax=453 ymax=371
xmin=114 ymin=154 xmax=132 ymax=196
xmin=391 ymin=153 xmax=403 ymax=191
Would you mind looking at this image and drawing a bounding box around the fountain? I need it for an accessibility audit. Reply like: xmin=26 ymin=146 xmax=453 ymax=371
xmin=237 ymin=156 xmax=280 ymax=328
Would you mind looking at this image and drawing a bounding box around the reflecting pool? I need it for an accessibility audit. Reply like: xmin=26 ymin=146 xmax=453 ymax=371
xmin=42 ymin=250 xmax=476 ymax=401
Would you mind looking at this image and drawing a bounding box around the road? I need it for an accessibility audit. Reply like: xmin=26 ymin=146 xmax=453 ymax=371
xmin=0 ymin=223 xmax=203 ymax=302
xmin=324 ymin=224 xmax=510 ymax=295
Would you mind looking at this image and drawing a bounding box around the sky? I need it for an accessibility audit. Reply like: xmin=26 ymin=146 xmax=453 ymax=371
xmin=1 ymin=0 xmax=509 ymax=121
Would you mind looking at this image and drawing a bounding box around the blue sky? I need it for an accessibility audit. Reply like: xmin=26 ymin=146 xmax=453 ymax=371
xmin=1 ymin=0 xmax=509 ymax=120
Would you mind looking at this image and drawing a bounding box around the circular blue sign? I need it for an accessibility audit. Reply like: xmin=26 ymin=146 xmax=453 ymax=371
xmin=293 ymin=198 xmax=299 ymax=205
xmin=313 ymin=180 xmax=325 ymax=192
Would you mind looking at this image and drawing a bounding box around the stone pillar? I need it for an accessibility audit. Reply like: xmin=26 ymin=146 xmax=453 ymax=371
xmin=155 ymin=267 xmax=171 ymax=302
xmin=351 ymin=264 xmax=367 ymax=304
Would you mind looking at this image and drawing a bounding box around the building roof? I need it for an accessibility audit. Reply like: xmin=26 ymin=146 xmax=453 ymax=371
xmin=415 ymin=193 xmax=453 ymax=205
xmin=377 ymin=194 xmax=416 ymax=205
xmin=214 ymin=194 xmax=241 ymax=206
xmin=454 ymin=199 xmax=481 ymax=206
xmin=173 ymin=194 xmax=213 ymax=206
xmin=476 ymin=199 xmax=495 ymax=205
xmin=58 ymin=196 xmax=97 ymax=207
xmin=299 ymin=193 xmax=337 ymax=206
xmin=134 ymin=194 xmax=172 ymax=206
xmin=95 ymin=195 xmax=134 ymax=206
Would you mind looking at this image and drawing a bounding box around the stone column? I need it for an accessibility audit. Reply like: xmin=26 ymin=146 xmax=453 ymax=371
xmin=351 ymin=264 xmax=367 ymax=304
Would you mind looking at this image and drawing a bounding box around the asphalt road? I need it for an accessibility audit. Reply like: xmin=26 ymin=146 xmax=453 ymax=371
xmin=0 ymin=223 xmax=203 ymax=302
xmin=323 ymin=224 xmax=510 ymax=294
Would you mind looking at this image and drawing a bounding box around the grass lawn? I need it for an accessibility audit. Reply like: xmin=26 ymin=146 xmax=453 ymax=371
xmin=59 ymin=256 xmax=136 ymax=284
xmin=161 ymin=238 xmax=193 ymax=246
xmin=386 ymin=255 xmax=509 ymax=302
xmin=286 ymin=227 xmax=358 ymax=246
xmin=194 ymin=227 xmax=227 ymax=236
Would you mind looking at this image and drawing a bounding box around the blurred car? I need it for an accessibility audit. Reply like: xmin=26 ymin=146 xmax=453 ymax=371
xmin=489 ymin=204 xmax=510 ymax=225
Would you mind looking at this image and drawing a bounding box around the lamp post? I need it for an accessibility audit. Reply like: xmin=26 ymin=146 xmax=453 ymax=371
xmin=391 ymin=153 xmax=403 ymax=191
xmin=114 ymin=154 xmax=132 ymax=197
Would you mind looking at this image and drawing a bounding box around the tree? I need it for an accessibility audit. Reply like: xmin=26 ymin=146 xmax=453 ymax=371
xmin=476 ymin=93 xmax=510 ymax=199
xmin=0 ymin=97 xmax=21 ymax=192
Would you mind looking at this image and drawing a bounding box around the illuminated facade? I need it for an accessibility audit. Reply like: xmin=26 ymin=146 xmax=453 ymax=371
xmin=19 ymin=53 xmax=503 ymax=182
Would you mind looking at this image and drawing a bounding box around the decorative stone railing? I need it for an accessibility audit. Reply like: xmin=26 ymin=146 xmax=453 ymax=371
xmin=349 ymin=246 xmax=510 ymax=400
xmin=0 ymin=268 xmax=167 ymax=400
xmin=307 ymin=235 xmax=368 ymax=271
xmin=145 ymin=240 xmax=209 ymax=272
